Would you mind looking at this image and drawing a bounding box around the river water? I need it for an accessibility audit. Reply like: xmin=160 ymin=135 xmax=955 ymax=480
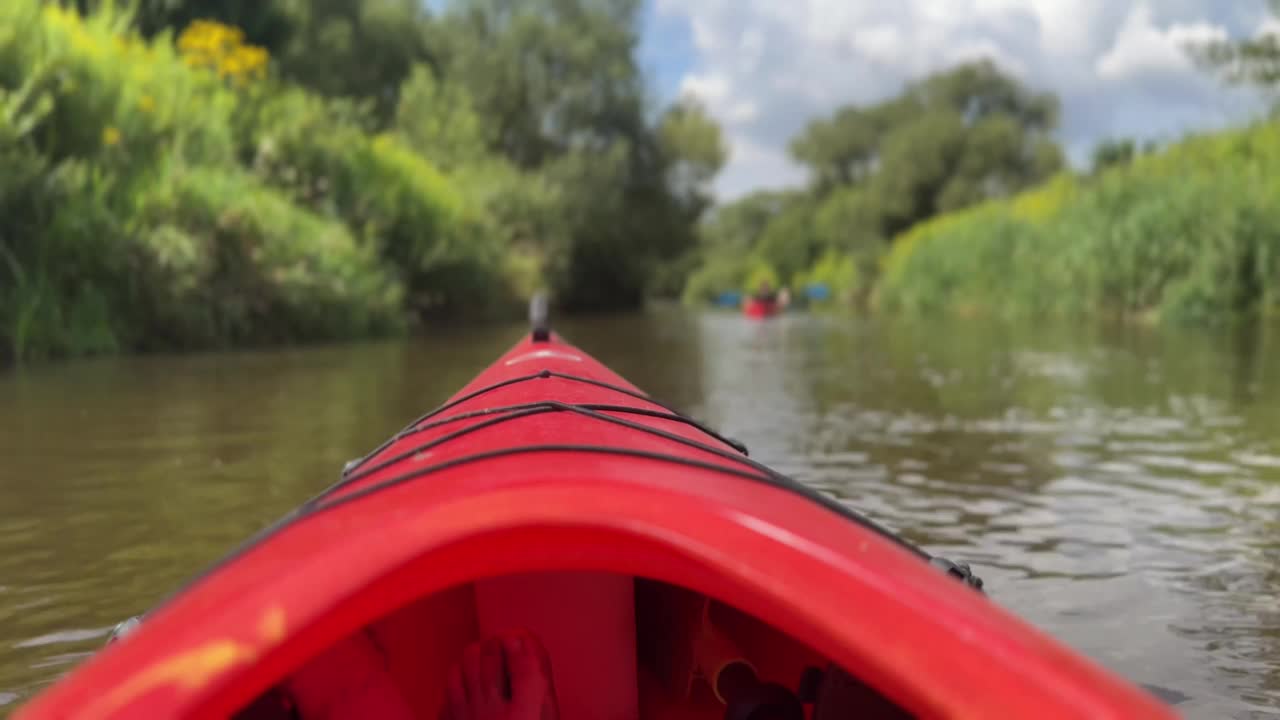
xmin=0 ymin=308 xmax=1277 ymax=718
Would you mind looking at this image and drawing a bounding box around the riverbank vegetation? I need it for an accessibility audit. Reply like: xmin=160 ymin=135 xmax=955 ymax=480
xmin=684 ymin=12 xmax=1280 ymax=325
xmin=877 ymin=124 xmax=1280 ymax=323
xmin=11 ymin=3 xmax=1279 ymax=365
xmin=682 ymin=61 xmax=1063 ymax=306
xmin=1 ymin=0 xmax=725 ymax=363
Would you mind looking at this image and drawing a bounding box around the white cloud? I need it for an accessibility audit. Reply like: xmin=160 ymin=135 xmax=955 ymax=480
xmin=1096 ymin=4 xmax=1227 ymax=80
xmin=681 ymin=72 xmax=730 ymax=106
xmin=715 ymin=136 xmax=807 ymax=198
xmin=654 ymin=0 xmax=1271 ymax=201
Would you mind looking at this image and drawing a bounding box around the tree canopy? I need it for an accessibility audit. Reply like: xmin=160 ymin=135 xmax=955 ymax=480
xmin=1191 ymin=0 xmax=1280 ymax=90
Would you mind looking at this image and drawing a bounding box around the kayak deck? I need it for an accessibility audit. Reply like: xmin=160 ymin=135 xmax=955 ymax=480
xmin=15 ymin=331 xmax=1175 ymax=720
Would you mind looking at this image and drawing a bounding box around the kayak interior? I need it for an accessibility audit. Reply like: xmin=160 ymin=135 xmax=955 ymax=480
xmin=233 ymin=572 xmax=907 ymax=720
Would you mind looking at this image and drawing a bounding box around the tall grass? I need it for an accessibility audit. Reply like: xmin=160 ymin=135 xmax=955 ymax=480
xmin=877 ymin=123 xmax=1280 ymax=324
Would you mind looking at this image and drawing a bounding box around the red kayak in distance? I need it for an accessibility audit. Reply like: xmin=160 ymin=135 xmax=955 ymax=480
xmin=16 ymin=305 xmax=1176 ymax=720
xmin=742 ymin=297 xmax=779 ymax=319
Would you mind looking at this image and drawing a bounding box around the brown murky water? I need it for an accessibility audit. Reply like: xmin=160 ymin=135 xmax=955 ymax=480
xmin=1 ymin=308 xmax=1278 ymax=718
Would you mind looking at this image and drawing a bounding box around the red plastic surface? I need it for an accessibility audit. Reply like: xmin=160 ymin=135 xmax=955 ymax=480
xmin=476 ymin=572 xmax=639 ymax=720
xmin=15 ymin=333 xmax=1177 ymax=720
xmin=742 ymin=299 xmax=778 ymax=318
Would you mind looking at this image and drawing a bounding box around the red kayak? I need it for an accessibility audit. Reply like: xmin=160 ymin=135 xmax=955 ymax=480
xmin=17 ymin=311 xmax=1175 ymax=720
xmin=742 ymin=298 xmax=778 ymax=319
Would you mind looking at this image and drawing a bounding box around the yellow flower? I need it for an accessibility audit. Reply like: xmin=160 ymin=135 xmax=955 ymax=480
xmin=219 ymin=55 xmax=241 ymax=75
xmin=138 ymin=95 xmax=156 ymax=113
xmin=177 ymin=19 xmax=269 ymax=85
xmin=239 ymin=46 xmax=268 ymax=72
xmin=102 ymin=127 xmax=122 ymax=147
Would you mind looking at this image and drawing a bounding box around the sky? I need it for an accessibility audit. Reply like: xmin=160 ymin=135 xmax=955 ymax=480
xmin=637 ymin=0 xmax=1276 ymax=200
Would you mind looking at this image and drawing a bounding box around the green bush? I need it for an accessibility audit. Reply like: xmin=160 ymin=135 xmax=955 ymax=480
xmin=0 ymin=2 xmax=157 ymax=360
xmin=130 ymin=166 xmax=403 ymax=347
xmin=0 ymin=1 xmax=406 ymax=361
xmin=0 ymin=149 xmax=124 ymax=361
xmin=751 ymin=198 xmax=820 ymax=282
xmin=794 ymin=250 xmax=860 ymax=304
xmin=240 ymin=87 xmax=504 ymax=312
xmin=6 ymin=3 xmax=236 ymax=174
xmin=877 ymin=122 xmax=1280 ymax=323
xmin=681 ymin=252 xmax=748 ymax=304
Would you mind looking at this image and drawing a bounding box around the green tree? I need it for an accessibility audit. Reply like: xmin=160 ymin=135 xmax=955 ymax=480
xmin=1191 ymin=1 xmax=1280 ymax=88
xmin=658 ymin=97 xmax=727 ymax=221
xmin=753 ymin=193 xmax=821 ymax=281
xmin=812 ymin=185 xmax=883 ymax=296
xmin=434 ymin=0 xmax=722 ymax=309
xmin=1091 ymin=138 xmax=1136 ymax=173
xmin=394 ymin=64 xmax=490 ymax=171
xmin=912 ymin=59 xmax=1058 ymax=132
xmin=700 ymin=191 xmax=790 ymax=256
xmin=439 ymin=0 xmax=646 ymax=168
xmin=118 ymin=0 xmax=296 ymax=50
xmin=790 ymin=60 xmax=1062 ymax=235
xmin=789 ymin=105 xmax=889 ymax=191
xmin=273 ymin=0 xmax=438 ymax=121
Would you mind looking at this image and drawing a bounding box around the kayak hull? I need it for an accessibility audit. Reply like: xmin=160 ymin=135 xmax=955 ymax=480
xmin=742 ymin=298 xmax=778 ymax=318
xmin=15 ymin=333 xmax=1175 ymax=720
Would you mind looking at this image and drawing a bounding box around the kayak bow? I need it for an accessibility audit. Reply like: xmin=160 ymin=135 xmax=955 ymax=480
xmin=16 ymin=312 xmax=1174 ymax=720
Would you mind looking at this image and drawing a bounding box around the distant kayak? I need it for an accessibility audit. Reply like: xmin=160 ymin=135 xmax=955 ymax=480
xmin=16 ymin=310 xmax=1176 ymax=720
xmin=742 ymin=297 xmax=779 ymax=318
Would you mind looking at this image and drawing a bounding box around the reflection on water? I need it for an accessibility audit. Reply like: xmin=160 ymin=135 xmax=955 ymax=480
xmin=1 ymin=309 xmax=1278 ymax=718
